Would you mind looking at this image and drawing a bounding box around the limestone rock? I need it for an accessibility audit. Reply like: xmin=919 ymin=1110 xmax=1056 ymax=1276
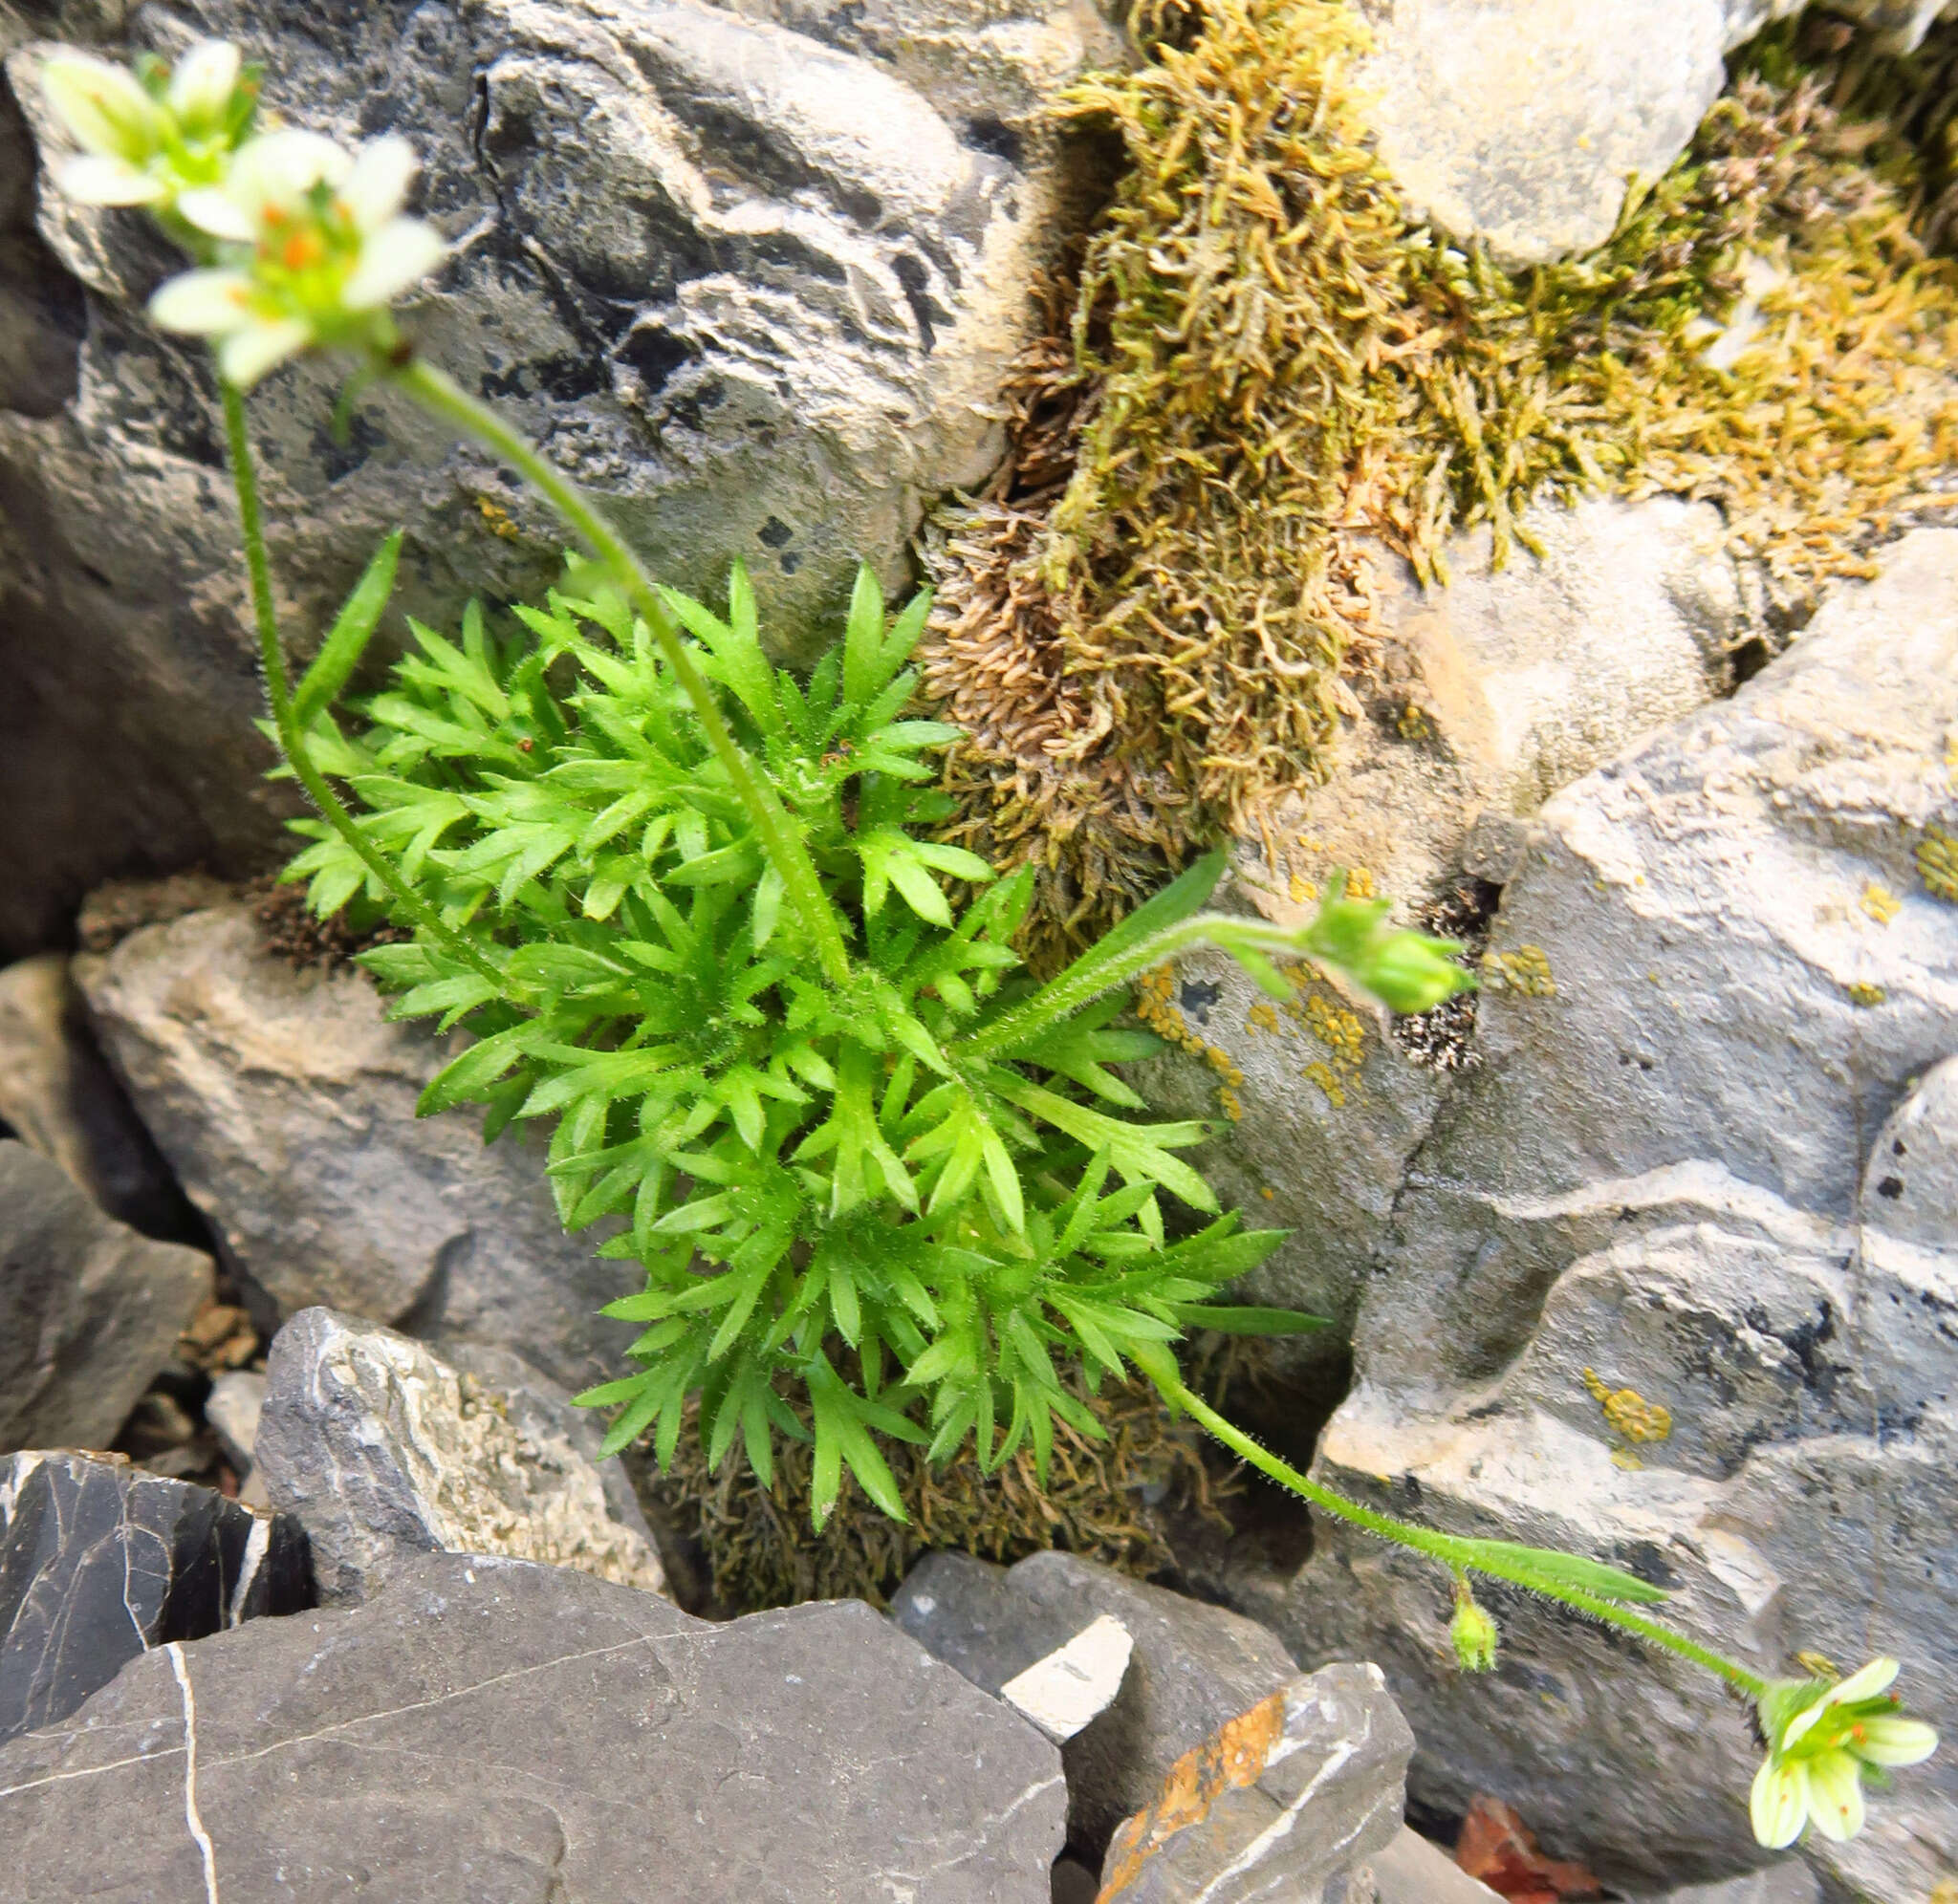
xmin=75 ymin=902 xmax=641 ymax=1389
xmin=999 ymin=1612 xmax=1133 ymax=1743
xmin=0 ymin=952 xmax=186 ymax=1234
xmin=892 ymin=1547 xmax=1299 ymax=1855
xmin=0 ymin=0 xmax=1116 ymax=954
xmin=1 ymin=1449 xmax=310 ymax=1748
xmin=1623 ymin=1862 xmax=1823 ymax=1904
xmin=1360 ymin=1 xmax=1957 ymax=266
xmin=254 ymin=1308 xmax=666 ymax=1604
xmin=1277 ymin=530 xmax=1958 ymax=1898
xmin=0 ymin=1138 xmax=213 ymax=1453
xmin=1141 ymin=494 xmax=1744 ymax=1358
xmin=0 ymin=1551 xmax=1068 ymax=1901
xmin=203 ymin=1369 xmax=265 ymax=1478
xmin=1360 ymin=1828 xmax=1504 ymax=1904
xmin=1096 ymin=1664 xmax=1413 ymax=1903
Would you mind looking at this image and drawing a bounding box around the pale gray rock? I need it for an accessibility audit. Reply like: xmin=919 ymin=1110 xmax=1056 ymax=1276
xmin=202 ymin=1368 xmax=265 ymax=1477
xmin=1360 ymin=1827 xmax=1503 ymax=1904
xmin=0 ymin=0 xmax=1116 ymax=955
xmin=0 ymin=951 xmax=186 ymax=1234
xmin=1141 ymin=494 xmax=1745 ymax=1359
xmin=1 ymin=1449 xmax=309 ymax=1747
xmin=254 ymin=1307 xmax=665 ymax=1605
xmin=0 ymin=1138 xmax=213 ymax=1454
xmin=1360 ymin=1 xmax=1958 ymax=266
xmin=74 ymin=902 xmax=641 ymax=1389
xmin=892 ymin=1547 xmax=1299 ymax=1855
xmin=0 ymin=1550 xmax=1068 ymax=1902
xmin=1276 ymin=530 xmax=1958 ymax=1899
xmin=1094 ymin=1663 xmax=1412 ymax=1904
xmin=999 ymin=1612 xmax=1133 ymax=1743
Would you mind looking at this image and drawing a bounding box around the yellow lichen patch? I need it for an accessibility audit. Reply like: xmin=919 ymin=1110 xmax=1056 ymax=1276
xmin=1482 ymin=945 xmax=1558 ymax=997
xmin=1133 ymin=963 xmax=1246 ymax=1116
xmin=1341 ymin=866 xmax=1377 ymax=900
xmin=1584 ymin=1368 xmax=1674 ymax=1444
xmin=1246 ymin=1001 xmax=1281 ymax=1035
xmin=1846 ymin=981 xmax=1887 ymax=1006
xmin=1099 ymin=1689 xmax=1290 ymax=1897
xmin=1288 ymin=872 xmax=1317 ymax=906
xmin=1302 ymin=991 xmax=1366 ymax=1070
xmin=476 ymin=495 xmax=520 ymax=542
xmin=1861 ymin=881 xmax=1903 ymax=923
xmin=1919 ymin=825 xmax=1958 ymax=900
xmin=1301 ymin=1059 xmax=1346 ymax=1109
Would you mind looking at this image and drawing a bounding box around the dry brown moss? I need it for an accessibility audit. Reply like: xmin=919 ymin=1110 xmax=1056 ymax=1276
xmin=921 ymin=2 xmax=1958 ymax=963
xmin=653 ymin=1357 xmax=1258 ymax=1612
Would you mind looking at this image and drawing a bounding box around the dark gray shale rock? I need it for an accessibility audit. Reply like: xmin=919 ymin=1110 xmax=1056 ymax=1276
xmin=0 ymin=1137 xmax=213 ymax=1453
xmin=76 ymin=902 xmax=642 ymax=1389
xmin=0 ymin=1449 xmax=310 ymax=1748
xmin=0 ymin=0 xmax=1119 ymax=953
xmin=891 ymin=1548 xmax=1300 ymax=1858
xmin=0 ymin=1551 xmax=1068 ymax=1901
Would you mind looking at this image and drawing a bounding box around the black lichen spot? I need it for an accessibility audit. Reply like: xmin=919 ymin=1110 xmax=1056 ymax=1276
xmin=312 ymin=408 xmax=385 ymax=484
xmin=890 ymin=253 xmax=951 ymax=352
xmin=617 ymin=325 xmax=696 ymax=398
xmin=1616 ymin=1541 xmax=1684 ymax=1590
xmin=1877 ymin=1175 xmax=1905 ymax=1199
xmin=779 ymin=551 xmax=800 ymax=575
xmin=1179 ymin=979 xmax=1223 ymax=1024
xmin=758 ymin=516 xmax=794 ymax=550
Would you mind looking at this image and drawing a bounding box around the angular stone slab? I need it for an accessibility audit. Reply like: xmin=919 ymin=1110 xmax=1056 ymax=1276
xmin=1 ymin=1450 xmax=310 ymax=1747
xmin=1097 ymin=1663 xmax=1412 ymax=1902
xmin=0 ymin=1138 xmax=213 ymax=1453
xmin=892 ymin=1548 xmax=1299 ymax=1854
xmin=0 ymin=1552 xmax=1067 ymax=1901
xmin=254 ymin=1307 xmax=665 ymax=1603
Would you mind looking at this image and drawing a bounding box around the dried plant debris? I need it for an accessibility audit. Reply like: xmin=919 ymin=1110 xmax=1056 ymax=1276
xmin=922 ymin=2 xmax=1958 ymax=963
xmin=250 ymin=876 xmax=410 ymax=970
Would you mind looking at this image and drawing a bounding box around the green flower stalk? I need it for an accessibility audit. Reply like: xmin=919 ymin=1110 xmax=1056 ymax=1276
xmin=41 ymin=39 xmax=1940 ymax=1853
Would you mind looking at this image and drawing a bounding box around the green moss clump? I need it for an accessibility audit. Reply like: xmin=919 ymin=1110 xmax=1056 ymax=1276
xmin=923 ymin=0 xmax=1958 ymax=965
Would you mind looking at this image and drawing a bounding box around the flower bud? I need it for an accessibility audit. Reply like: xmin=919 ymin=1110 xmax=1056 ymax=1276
xmin=1450 ymin=1580 xmax=1498 ymax=1673
xmin=1358 ymin=930 xmax=1475 ymax=1015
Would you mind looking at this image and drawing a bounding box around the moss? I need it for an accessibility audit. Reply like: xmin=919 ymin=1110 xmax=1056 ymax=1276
xmin=923 ymin=2 xmax=1958 ymax=962
xmin=652 ymin=1361 xmax=1247 ymax=1612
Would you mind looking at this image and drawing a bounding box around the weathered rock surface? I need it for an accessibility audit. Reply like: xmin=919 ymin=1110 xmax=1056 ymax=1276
xmin=0 ymin=1550 xmax=1068 ymax=1901
xmin=0 ymin=1138 xmax=213 ymax=1453
xmin=1624 ymin=1862 xmax=1823 ymax=1904
xmin=76 ymin=902 xmax=640 ymax=1388
xmin=892 ymin=1547 xmax=1299 ymax=1856
xmin=1095 ymin=1664 xmax=1412 ymax=1903
xmin=0 ymin=0 xmax=1117 ymax=955
xmin=254 ymin=1307 xmax=665 ymax=1605
xmin=1360 ymin=0 xmax=1956 ymax=265
xmin=1359 ymin=1828 xmax=1503 ymax=1904
xmin=1277 ymin=530 xmax=1958 ymax=1898
xmin=1 ymin=1449 xmax=309 ymax=1748
xmin=203 ymin=1368 xmax=265 ymax=1479
xmin=0 ymin=951 xmax=187 ymax=1233
xmin=1142 ymin=494 xmax=1745 ymax=1357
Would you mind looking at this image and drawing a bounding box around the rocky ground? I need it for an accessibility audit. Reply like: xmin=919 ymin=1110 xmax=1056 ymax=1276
xmin=2 ymin=0 xmax=1955 ymax=1898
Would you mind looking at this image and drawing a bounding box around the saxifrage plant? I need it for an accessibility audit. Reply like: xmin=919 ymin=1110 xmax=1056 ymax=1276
xmin=36 ymin=39 xmax=1935 ymax=1852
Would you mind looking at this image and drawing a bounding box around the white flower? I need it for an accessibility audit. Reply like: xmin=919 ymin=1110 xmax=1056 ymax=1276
xmin=40 ymin=41 xmax=251 ymax=211
xmin=1750 ymin=1656 xmax=1939 ymax=1850
xmin=151 ymin=127 xmax=446 ymax=386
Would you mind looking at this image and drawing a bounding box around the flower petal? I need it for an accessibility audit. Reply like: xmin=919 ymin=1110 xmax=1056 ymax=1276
xmin=164 ymin=39 xmax=241 ymax=125
xmin=54 ymin=154 xmax=165 ymax=206
xmin=1804 ymin=1750 xmax=1866 ymax=1844
xmin=337 ymin=135 xmax=417 ymax=232
xmin=148 ymin=268 xmax=256 ymax=335
xmin=41 ymin=54 xmax=163 ymax=162
xmin=176 ymin=185 xmax=257 ymax=242
xmin=1829 ymin=1658 xmax=1900 ymax=1707
xmin=226 ymin=128 xmax=350 ymax=224
xmin=340 ymin=215 xmax=446 ymax=311
xmin=217 ymin=316 xmax=315 ymax=388
xmin=1750 ymin=1758 xmax=1808 ymax=1850
xmin=1854 ymin=1715 xmax=1939 ymax=1768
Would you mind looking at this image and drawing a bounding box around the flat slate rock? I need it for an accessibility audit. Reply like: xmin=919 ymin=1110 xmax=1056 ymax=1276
xmin=1 ymin=1450 xmax=310 ymax=1747
xmin=892 ymin=1548 xmax=1298 ymax=1855
xmin=0 ymin=1552 xmax=1066 ymax=1902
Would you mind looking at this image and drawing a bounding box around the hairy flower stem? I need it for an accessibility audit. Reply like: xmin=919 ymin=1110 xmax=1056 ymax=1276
xmin=390 ymin=357 xmax=855 ymax=989
xmin=221 ymin=381 xmax=508 ymax=990
xmin=1158 ymin=1373 xmax=1770 ymax=1700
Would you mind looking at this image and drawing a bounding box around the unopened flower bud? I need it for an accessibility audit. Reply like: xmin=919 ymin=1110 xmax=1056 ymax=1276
xmin=1451 ymin=1579 xmax=1498 ymax=1673
xmin=1359 ymin=929 xmax=1475 ymax=1015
